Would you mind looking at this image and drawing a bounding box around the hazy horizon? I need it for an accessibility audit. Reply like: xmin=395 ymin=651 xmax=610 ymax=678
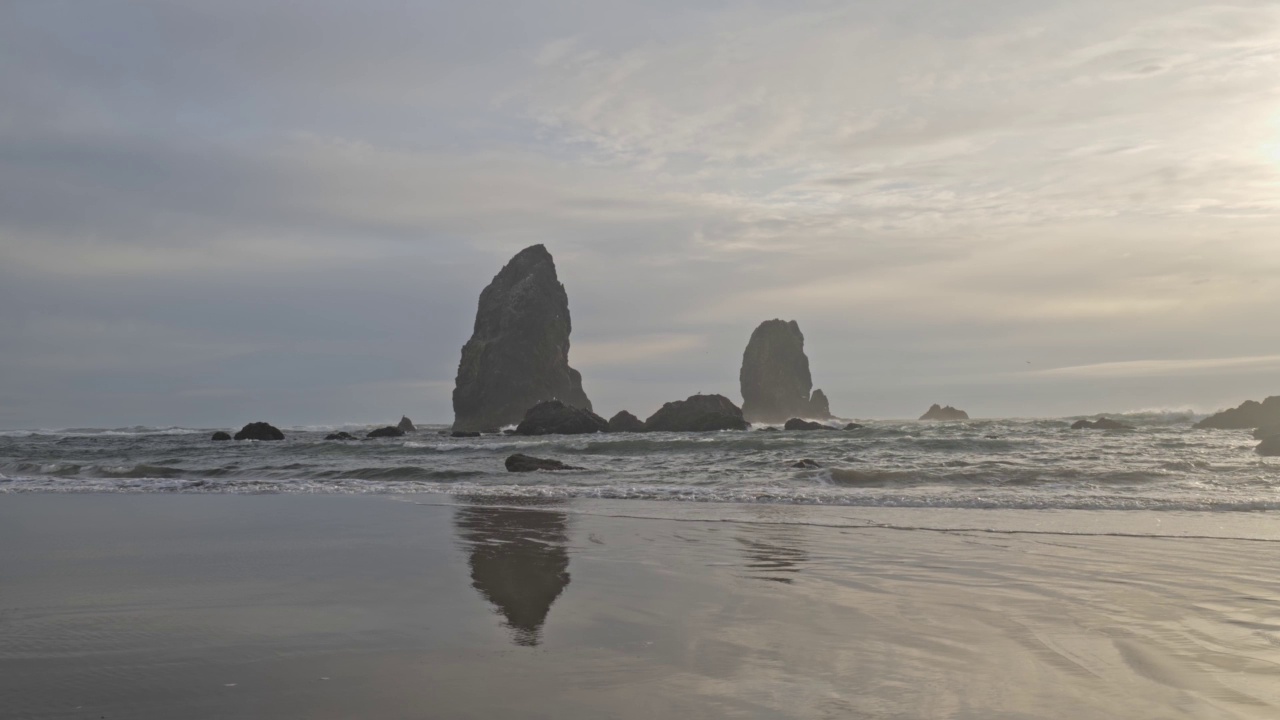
xmin=3 ymin=1 xmax=1279 ymax=429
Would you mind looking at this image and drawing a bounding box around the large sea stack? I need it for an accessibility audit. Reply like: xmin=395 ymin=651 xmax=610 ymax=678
xmin=1195 ymin=396 xmax=1280 ymax=430
xmin=452 ymin=245 xmax=592 ymax=432
xmin=739 ymin=319 xmax=832 ymax=423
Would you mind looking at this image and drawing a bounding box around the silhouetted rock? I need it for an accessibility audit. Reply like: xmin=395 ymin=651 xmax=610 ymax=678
xmin=397 ymin=416 xmax=416 ymax=432
xmin=1257 ymin=437 xmax=1280 ymax=456
xmin=1070 ymin=418 xmax=1130 ymax=430
xmin=452 ymin=431 xmax=481 ymax=438
xmin=515 ymin=400 xmax=607 ymax=436
xmin=784 ymin=418 xmax=838 ymax=431
xmin=367 ymin=426 xmax=405 ymax=438
xmin=758 ymin=426 xmax=780 ymax=432
xmin=1195 ymin=397 xmax=1280 ymax=430
xmin=325 ymin=431 xmax=356 ymax=440
xmin=920 ymin=404 xmax=969 ymax=421
xmin=211 ymin=431 xmax=231 ymax=441
xmin=505 ymin=454 xmax=583 ymax=472
xmin=739 ymin=319 xmax=833 ymax=423
xmin=643 ymin=394 xmax=750 ymax=432
xmin=452 ymin=245 xmax=592 ymax=432
xmin=791 ymin=459 xmax=822 ymax=469
xmin=606 ymin=410 xmax=645 ymax=433
xmin=233 ymin=422 xmax=284 ymax=441
xmin=843 ymin=423 xmax=864 ymax=430
xmin=1252 ymin=425 xmax=1280 ymax=440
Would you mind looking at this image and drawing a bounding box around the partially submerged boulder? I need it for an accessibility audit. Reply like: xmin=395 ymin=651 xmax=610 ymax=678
xmin=784 ymin=418 xmax=838 ymax=431
xmin=505 ymin=453 xmax=584 ymax=472
xmin=791 ymin=459 xmax=822 ymax=469
xmin=843 ymin=423 xmax=864 ymax=431
xmin=452 ymin=244 xmax=593 ymax=432
xmin=397 ymin=416 xmax=416 ymax=432
xmin=367 ymin=426 xmax=405 ymax=438
xmin=515 ymin=400 xmax=607 ymax=436
xmin=1257 ymin=437 xmax=1280 ymax=457
xmin=452 ymin=431 xmax=481 ymax=438
xmin=739 ymin=319 xmax=833 ymax=423
xmin=643 ymin=394 xmax=749 ymax=432
xmin=920 ymin=404 xmax=969 ymax=421
xmin=325 ymin=431 xmax=356 ymax=441
xmin=211 ymin=431 xmax=232 ymax=441
xmin=606 ymin=410 xmax=645 ymax=433
xmin=233 ymin=422 xmax=284 ymax=441
xmin=1195 ymin=397 xmax=1280 ymax=430
xmin=1252 ymin=425 xmax=1280 ymax=440
xmin=1070 ymin=418 xmax=1130 ymax=430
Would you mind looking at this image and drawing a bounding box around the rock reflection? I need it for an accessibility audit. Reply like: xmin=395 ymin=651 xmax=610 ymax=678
xmin=453 ymin=498 xmax=571 ymax=646
xmin=736 ymin=519 xmax=809 ymax=584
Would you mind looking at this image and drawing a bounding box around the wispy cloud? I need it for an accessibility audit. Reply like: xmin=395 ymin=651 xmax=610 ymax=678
xmin=1031 ymin=355 xmax=1280 ymax=379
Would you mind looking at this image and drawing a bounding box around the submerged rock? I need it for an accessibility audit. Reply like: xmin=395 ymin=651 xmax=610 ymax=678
xmin=920 ymin=404 xmax=969 ymax=421
xmin=233 ymin=422 xmax=284 ymax=441
xmin=397 ymin=416 xmax=416 ymax=432
xmin=784 ymin=418 xmax=838 ymax=431
xmin=606 ymin=410 xmax=645 ymax=433
xmin=739 ymin=319 xmax=833 ymax=423
xmin=515 ymin=400 xmax=607 ymax=436
xmin=452 ymin=431 xmax=481 ymax=438
xmin=211 ymin=431 xmax=232 ymax=441
xmin=1252 ymin=425 xmax=1280 ymax=440
xmin=843 ymin=423 xmax=864 ymax=431
xmin=1257 ymin=437 xmax=1280 ymax=456
xmin=643 ymin=394 xmax=750 ymax=432
xmin=505 ymin=453 xmax=583 ymax=472
xmin=367 ymin=426 xmax=405 ymax=438
xmin=1195 ymin=397 xmax=1280 ymax=430
xmin=1070 ymin=418 xmax=1130 ymax=430
xmin=325 ymin=431 xmax=356 ymax=440
xmin=791 ymin=459 xmax=822 ymax=469
xmin=452 ymin=244 xmax=592 ymax=432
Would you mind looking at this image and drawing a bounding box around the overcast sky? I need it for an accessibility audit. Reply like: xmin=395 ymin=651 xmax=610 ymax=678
xmin=2 ymin=0 xmax=1279 ymax=428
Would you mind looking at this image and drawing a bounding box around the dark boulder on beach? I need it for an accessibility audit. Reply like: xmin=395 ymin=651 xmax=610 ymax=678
xmin=505 ymin=453 xmax=584 ymax=472
xmin=1257 ymin=437 xmax=1280 ymax=456
xmin=791 ymin=459 xmax=822 ymax=469
xmin=233 ymin=422 xmax=284 ymax=441
xmin=606 ymin=410 xmax=645 ymax=433
xmin=325 ymin=431 xmax=356 ymax=441
xmin=1195 ymin=396 xmax=1280 ymax=430
xmin=784 ymin=418 xmax=838 ymax=431
xmin=920 ymin=404 xmax=969 ymax=421
xmin=452 ymin=244 xmax=593 ymax=433
xmin=397 ymin=416 xmax=416 ymax=432
xmin=515 ymin=400 xmax=607 ymax=436
xmin=643 ymin=394 xmax=750 ymax=432
xmin=1071 ymin=418 xmax=1130 ymax=430
xmin=211 ymin=431 xmax=231 ymax=441
xmin=739 ymin=319 xmax=833 ymax=423
xmin=367 ymin=426 xmax=405 ymax=438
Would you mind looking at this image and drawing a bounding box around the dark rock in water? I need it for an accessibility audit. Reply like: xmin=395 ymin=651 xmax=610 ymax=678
xmin=1252 ymin=425 xmax=1280 ymax=440
xmin=452 ymin=431 xmax=481 ymax=438
xmin=920 ymin=404 xmax=969 ymax=421
xmin=233 ymin=422 xmax=284 ymax=441
xmin=452 ymin=244 xmax=593 ymax=433
xmin=758 ymin=426 xmax=780 ymax=432
xmin=437 ymin=430 xmax=450 ymax=435
xmin=791 ymin=459 xmax=822 ymax=469
xmin=505 ymin=453 xmax=583 ymax=472
xmin=1195 ymin=397 xmax=1280 ymax=430
xmin=1071 ymin=418 xmax=1130 ymax=430
xmin=606 ymin=410 xmax=645 ymax=433
xmin=843 ymin=423 xmax=864 ymax=431
xmin=1257 ymin=436 xmax=1280 ymax=456
xmin=643 ymin=394 xmax=750 ymax=432
xmin=739 ymin=319 xmax=833 ymax=423
xmin=515 ymin=400 xmax=607 ymax=436
xmin=784 ymin=418 xmax=838 ymax=431
xmin=211 ymin=431 xmax=231 ymax=441
xmin=367 ymin=426 xmax=405 ymax=438
xmin=397 ymin=416 xmax=416 ymax=432
xmin=325 ymin=431 xmax=356 ymax=441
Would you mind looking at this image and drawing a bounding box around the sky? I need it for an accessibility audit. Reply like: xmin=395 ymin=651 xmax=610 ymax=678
xmin=2 ymin=0 xmax=1279 ymax=428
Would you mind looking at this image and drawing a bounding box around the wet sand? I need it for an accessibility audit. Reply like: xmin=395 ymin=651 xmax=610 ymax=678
xmin=2 ymin=494 xmax=1279 ymax=719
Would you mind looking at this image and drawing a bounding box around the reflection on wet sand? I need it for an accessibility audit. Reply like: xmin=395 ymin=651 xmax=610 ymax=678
xmin=453 ymin=499 xmax=571 ymax=646
xmin=735 ymin=509 xmax=810 ymax=583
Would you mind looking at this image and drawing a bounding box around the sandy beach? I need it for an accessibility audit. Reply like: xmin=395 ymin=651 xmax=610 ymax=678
xmin=2 ymin=494 xmax=1278 ymax=719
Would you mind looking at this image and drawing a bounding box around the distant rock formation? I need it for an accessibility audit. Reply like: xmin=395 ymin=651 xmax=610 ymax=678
xmin=643 ymin=394 xmax=750 ymax=432
xmin=1070 ymin=418 xmax=1130 ymax=430
xmin=515 ymin=400 xmax=607 ymax=436
xmin=1257 ymin=437 xmax=1280 ymax=456
xmin=211 ymin=431 xmax=231 ymax=441
xmin=452 ymin=244 xmax=592 ymax=432
xmin=325 ymin=431 xmax=356 ymax=441
xmin=397 ymin=416 xmax=416 ymax=432
xmin=1195 ymin=397 xmax=1280 ymax=430
xmin=739 ymin=320 xmax=833 ymax=423
xmin=233 ymin=422 xmax=284 ymax=441
xmin=505 ymin=454 xmax=584 ymax=472
xmin=367 ymin=426 xmax=405 ymax=438
xmin=606 ymin=411 xmax=645 ymax=433
xmin=920 ymin=404 xmax=969 ymax=421
xmin=784 ymin=418 xmax=838 ymax=431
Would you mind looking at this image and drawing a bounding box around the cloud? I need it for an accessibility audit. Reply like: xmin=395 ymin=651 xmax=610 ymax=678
xmin=1030 ymin=355 xmax=1280 ymax=379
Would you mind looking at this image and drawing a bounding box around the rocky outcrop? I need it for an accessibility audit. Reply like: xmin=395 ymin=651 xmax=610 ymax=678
xmin=211 ymin=431 xmax=231 ymax=441
xmin=233 ymin=422 xmax=284 ymax=441
xmin=452 ymin=245 xmax=592 ymax=433
xmin=452 ymin=431 xmax=481 ymax=438
xmin=1195 ymin=397 xmax=1280 ymax=430
xmin=1257 ymin=437 xmax=1280 ymax=456
xmin=606 ymin=411 xmax=645 ymax=433
xmin=1252 ymin=425 xmax=1280 ymax=440
xmin=367 ymin=426 xmax=405 ymax=438
xmin=643 ymin=394 xmax=750 ymax=432
xmin=325 ymin=431 xmax=356 ymax=441
xmin=1070 ymin=418 xmax=1130 ymax=430
xmin=505 ymin=454 xmax=584 ymax=472
xmin=920 ymin=404 xmax=969 ymax=421
xmin=784 ymin=418 xmax=838 ymax=431
xmin=397 ymin=416 xmax=416 ymax=432
xmin=515 ymin=400 xmax=607 ymax=436
xmin=739 ymin=319 xmax=832 ymax=423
